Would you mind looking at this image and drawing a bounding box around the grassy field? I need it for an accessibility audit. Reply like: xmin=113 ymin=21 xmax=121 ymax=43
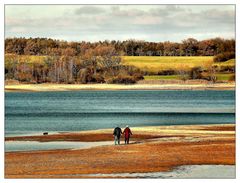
xmin=5 ymin=55 xmax=235 ymax=82
xmin=6 ymin=55 xmax=233 ymax=73
xmin=5 ymin=54 xmax=47 ymax=64
xmin=216 ymin=73 xmax=234 ymax=81
xmin=144 ymin=73 xmax=234 ymax=81
xmin=213 ymin=59 xmax=235 ymax=67
xmin=144 ymin=75 xmax=180 ymax=80
xmin=122 ymin=56 xmax=214 ymax=73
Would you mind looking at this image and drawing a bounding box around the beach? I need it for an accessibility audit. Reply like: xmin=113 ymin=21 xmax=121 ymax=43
xmin=5 ymin=124 xmax=235 ymax=178
xmin=4 ymin=82 xmax=235 ymax=92
xmin=4 ymin=3 xmax=236 ymax=180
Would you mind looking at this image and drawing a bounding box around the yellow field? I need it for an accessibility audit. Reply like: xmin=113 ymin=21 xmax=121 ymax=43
xmin=122 ymin=56 xmax=214 ymax=73
xmin=5 ymin=54 xmax=48 ymax=64
xmin=5 ymin=55 xmax=235 ymax=80
xmin=213 ymin=59 xmax=235 ymax=67
xmin=6 ymin=55 xmax=232 ymax=73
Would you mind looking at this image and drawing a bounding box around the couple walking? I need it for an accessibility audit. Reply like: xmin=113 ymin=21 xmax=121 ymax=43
xmin=113 ymin=125 xmax=132 ymax=145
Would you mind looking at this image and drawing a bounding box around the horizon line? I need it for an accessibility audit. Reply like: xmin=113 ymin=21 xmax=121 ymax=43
xmin=4 ymin=36 xmax=236 ymax=43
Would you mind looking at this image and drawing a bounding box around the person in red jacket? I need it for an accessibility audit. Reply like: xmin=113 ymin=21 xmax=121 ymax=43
xmin=123 ymin=125 xmax=132 ymax=144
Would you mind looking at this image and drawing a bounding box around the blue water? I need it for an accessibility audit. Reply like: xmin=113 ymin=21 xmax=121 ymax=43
xmin=5 ymin=90 xmax=235 ymax=137
xmin=5 ymin=141 xmax=113 ymax=152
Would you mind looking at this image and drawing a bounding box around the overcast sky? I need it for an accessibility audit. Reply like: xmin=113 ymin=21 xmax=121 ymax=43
xmin=5 ymin=5 xmax=235 ymax=42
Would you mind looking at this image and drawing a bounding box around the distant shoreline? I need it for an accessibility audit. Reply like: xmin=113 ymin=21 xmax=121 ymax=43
xmin=5 ymin=82 xmax=235 ymax=92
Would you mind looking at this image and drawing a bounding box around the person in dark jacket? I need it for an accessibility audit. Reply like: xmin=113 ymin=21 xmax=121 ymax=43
xmin=113 ymin=126 xmax=122 ymax=145
xmin=123 ymin=125 xmax=132 ymax=144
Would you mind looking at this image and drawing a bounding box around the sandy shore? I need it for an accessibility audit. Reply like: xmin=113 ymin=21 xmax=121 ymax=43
xmin=5 ymin=82 xmax=235 ymax=92
xmin=5 ymin=124 xmax=235 ymax=178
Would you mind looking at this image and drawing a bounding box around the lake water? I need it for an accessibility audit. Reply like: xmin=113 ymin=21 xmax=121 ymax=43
xmin=5 ymin=141 xmax=113 ymax=152
xmin=5 ymin=90 xmax=235 ymax=137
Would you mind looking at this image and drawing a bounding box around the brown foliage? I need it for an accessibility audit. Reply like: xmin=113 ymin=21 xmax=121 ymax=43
xmin=5 ymin=37 xmax=235 ymax=57
xmin=214 ymin=52 xmax=235 ymax=62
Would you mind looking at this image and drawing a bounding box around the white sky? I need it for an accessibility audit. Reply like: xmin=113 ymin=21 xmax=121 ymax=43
xmin=5 ymin=5 xmax=235 ymax=42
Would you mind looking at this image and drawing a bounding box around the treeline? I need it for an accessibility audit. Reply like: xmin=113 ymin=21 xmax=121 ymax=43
xmin=5 ymin=37 xmax=235 ymax=57
xmin=5 ymin=46 xmax=144 ymax=84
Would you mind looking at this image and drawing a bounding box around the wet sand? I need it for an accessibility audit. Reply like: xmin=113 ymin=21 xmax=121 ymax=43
xmin=5 ymin=124 xmax=235 ymax=178
xmin=5 ymin=82 xmax=235 ymax=92
xmin=75 ymin=165 xmax=235 ymax=178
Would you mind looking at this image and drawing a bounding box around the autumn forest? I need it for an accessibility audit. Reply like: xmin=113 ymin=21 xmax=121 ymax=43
xmin=5 ymin=37 xmax=235 ymax=84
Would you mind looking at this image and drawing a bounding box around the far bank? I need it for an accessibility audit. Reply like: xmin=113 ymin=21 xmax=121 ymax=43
xmin=4 ymin=81 xmax=235 ymax=92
